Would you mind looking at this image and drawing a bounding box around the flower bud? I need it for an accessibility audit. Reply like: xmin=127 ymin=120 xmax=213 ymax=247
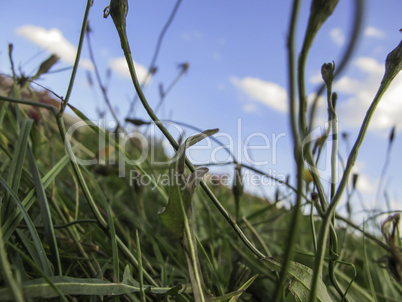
xmin=321 ymin=61 xmax=335 ymax=86
xmin=105 ymin=0 xmax=128 ymax=31
xmin=385 ymin=40 xmax=402 ymax=82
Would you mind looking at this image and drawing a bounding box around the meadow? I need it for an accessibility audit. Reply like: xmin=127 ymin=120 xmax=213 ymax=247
xmin=0 ymin=0 xmax=401 ymax=301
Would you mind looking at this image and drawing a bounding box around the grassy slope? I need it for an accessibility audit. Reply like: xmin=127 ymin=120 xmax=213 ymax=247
xmin=0 ymin=78 xmax=401 ymax=301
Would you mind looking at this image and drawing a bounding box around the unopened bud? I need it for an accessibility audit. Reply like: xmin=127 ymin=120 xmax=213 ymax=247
xmin=385 ymin=40 xmax=402 ymax=82
xmin=321 ymin=61 xmax=335 ymax=86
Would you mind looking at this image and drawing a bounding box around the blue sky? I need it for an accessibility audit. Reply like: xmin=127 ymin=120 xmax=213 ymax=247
xmin=1 ymin=0 xmax=401 ymax=220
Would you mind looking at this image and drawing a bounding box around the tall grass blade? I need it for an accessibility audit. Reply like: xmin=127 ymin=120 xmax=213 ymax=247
xmin=1 ymin=119 xmax=33 ymax=223
xmin=26 ymin=143 xmax=61 ymax=275
xmin=0 ymin=175 xmax=52 ymax=276
xmin=1 ymin=149 xmax=75 ymax=242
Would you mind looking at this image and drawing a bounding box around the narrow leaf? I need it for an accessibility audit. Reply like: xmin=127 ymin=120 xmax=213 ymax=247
xmin=1 ymin=149 xmax=75 ymax=242
xmin=0 ymin=276 xmax=183 ymax=299
xmin=26 ymin=144 xmax=61 ymax=275
xmin=1 ymin=119 xmax=33 ymax=222
xmin=0 ymin=176 xmax=52 ymax=276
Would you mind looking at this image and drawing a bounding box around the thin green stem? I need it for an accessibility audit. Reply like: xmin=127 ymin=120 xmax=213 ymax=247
xmin=273 ymin=0 xmax=302 ymax=300
xmin=125 ymin=0 xmax=182 ymax=121
xmin=60 ymin=0 xmax=92 ymax=114
xmin=85 ymin=25 xmax=121 ymax=129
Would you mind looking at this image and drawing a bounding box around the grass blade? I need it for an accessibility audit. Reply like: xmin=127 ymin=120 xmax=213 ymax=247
xmin=0 ymin=275 xmax=183 ymax=300
xmin=0 ymin=175 xmax=52 ymax=276
xmin=1 ymin=149 xmax=75 ymax=242
xmin=26 ymin=143 xmax=61 ymax=275
xmin=1 ymin=119 xmax=33 ymax=223
xmin=0 ymin=220 xmax=24 ymax=302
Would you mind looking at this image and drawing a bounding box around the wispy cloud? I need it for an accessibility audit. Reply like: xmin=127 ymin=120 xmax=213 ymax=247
xmin=335 ymin=57 xmax=402 ymax=130
xmin=231 ymin=76 xmax=287 ymax=112
xmin=16 ymin=25 xmax=93 ymax=69
xmin=330 ymin=27 xmax=345 ymax=46
xmin=109 ymin=57 xmax=150 ymax=85
xmin=364 ymin=26 xmax=386 ymax=38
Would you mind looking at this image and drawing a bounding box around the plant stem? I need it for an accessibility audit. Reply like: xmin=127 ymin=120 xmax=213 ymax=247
xmin=125 ymin=0 xmax=182 ymax=121
xmin=309 ymin=41 xmax=402 ymax=301
xmin=60 ymin=0 xmax=92 ymax=115
xmin=273 ymin=0 xmax=302 ymax=300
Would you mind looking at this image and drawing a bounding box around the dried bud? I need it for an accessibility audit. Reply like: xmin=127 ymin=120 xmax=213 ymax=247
xmin=233 ymin=163 xmax=243 ymax=220
xmin=389 ymin=126 xmax=396 ymax=144
xmin=232 ymin=164 xmax=243 ymax=197
xmin=341 ymin=132 xmax=348 ymax=141
xmin=179 ymin=62 xmax=189 ymax=73
xmin=150 ymin=66 xmax=158 ymax=75
xmin=352 ymin=173 xmax=358 ymax=190
xmin=125 ymin=118 xmax=150 ymax=126
xmin=321 ymin=61 xmax=335 ymax=86
xmin=35 ymin=54 xmax=59 ymax=78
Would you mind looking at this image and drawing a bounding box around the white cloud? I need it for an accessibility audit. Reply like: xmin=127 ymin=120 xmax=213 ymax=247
xmin=109 ymin=57 xmax=150 ymax=85
xmin=365 ymin=26 xmax=386 ymax=39
xmin=310 ymin=72 xmax=323 ymax=84
xmin=243 ymin=103 xmax=257 ymax=112
xmin=335 ymin=56 xmax=402 ymax=130
xmin=330 ymin=27 xmax=345 ymax=46
xmin=354 ymin=174 xmax=377 ymax=194
xmin=16 ymin=25 xmax=93 ymax=70
xmin=231 ymin=76 xmax=288 ymax=112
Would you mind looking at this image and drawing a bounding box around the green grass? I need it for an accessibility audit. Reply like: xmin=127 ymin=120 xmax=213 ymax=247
xmin=0 ymin=0 xmax=402 ymax=301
